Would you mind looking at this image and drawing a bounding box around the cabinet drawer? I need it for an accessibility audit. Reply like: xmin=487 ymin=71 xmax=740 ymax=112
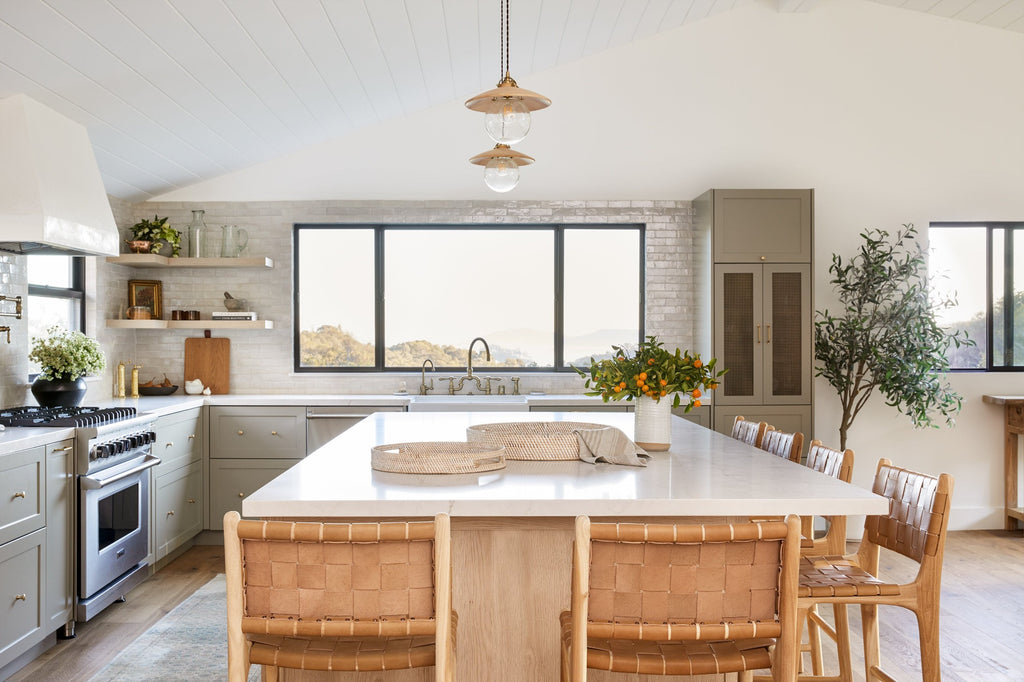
xmin=154 ymin=408 xmax=202 ymax=474
xmin=210 ymin=407 xmax=305 ymax=459
xmin=0 ymin=528 xmax=44 ymax=669
xmin=155 ymin=461 xmax=203 ymax=560
xmin=208 ymin=458 xmax=299 ymax=530
xmin=0 ymin=447 xmax=45 ymax=546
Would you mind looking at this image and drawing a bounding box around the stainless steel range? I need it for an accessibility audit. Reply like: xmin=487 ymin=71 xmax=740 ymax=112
xmin=0 ymin=406 xmax=161 ymax=625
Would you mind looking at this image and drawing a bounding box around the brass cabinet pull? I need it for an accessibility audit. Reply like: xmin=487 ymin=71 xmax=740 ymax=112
xmin=238 ymin=492 xmax=245 ymax=498
xmin=13 ymin=491 xmax=26 ymax=499
xmin=756 ymin=324 xmax=761 ymax=343
xmin=188 ymin=434 xmax=196 ymax=440
xmin=187 ymin=498 xmax=197 ymax=504
xmin=166 ymin=510 xmax=175 ymax=517
xmin=14 ymin=594 xmax=26 ymax=601
xmin=54 ymin=445 xmax=73 ymax=452
xmin=766 ymin=323 xmax=772 ymax=343
xmin=165 ymin=442 xmax=174 ymax=448
xmin=270 ymin=430 xmax=278 ymax=436
xmin=237 ymin=430 xmax=244 ymax=436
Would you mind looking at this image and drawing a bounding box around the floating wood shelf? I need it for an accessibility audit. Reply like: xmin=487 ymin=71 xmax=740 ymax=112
xmin=106 ymin=319 xmax=274 ymax=330
xmin=106 ymin=255 xmax=273 ymax=269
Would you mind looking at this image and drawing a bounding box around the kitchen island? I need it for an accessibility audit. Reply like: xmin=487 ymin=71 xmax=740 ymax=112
xmin=244 ymin=412 xmax=886 ymax=682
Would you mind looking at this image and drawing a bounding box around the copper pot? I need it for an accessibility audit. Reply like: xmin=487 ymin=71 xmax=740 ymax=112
xmin=126 ymin=240 xmax=152 ymax=254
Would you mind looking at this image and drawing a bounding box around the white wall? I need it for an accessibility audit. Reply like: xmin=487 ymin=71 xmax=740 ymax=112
xmin=152 ymin=1 xmax=1024 ymax=530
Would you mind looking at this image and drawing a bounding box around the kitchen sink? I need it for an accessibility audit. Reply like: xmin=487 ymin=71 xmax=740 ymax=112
xmin=407 ymin=395 xmax=530 ymax=412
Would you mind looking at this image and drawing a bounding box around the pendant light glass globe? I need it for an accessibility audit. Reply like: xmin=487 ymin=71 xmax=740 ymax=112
xmin=483 ymin=155 xmax=520 ymax=192
xmin=484 ymin=98 xmax=531 ymax=144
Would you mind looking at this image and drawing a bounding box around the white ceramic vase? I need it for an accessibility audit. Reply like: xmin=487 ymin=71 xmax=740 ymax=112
xmin=633 ymin=395 xmax=671 ymax=451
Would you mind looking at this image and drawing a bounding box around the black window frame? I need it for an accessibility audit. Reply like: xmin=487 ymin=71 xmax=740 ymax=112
xmin=292 ymin=223 xmax=646 ymax=372
xmin=27 ymin=255 xmax=86 ymax=331
xmin=930 ymin=221 xmax=1024 ymax=372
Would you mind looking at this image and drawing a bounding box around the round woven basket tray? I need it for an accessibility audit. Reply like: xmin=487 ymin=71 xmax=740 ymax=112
xmin=466 ymin=421 xmax=607 ymax=461
xmin=371 ymin=441 xmax=507 ymax=474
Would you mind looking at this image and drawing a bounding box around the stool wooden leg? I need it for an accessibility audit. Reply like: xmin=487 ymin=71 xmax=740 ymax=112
xmin=264 ymin=665 xmax=279 ymax=682
xmin=917 ymin=603 xmax=942 ymax=682
xmin=860 ymin=604 xmax=880 ymax=681
xmin=807 ymin=605 xmax=824 ymax=675
xmin=834 ymin=604 xmax=853 ymax=682
xmin=738 ymin=672 xmax=754 ymax=682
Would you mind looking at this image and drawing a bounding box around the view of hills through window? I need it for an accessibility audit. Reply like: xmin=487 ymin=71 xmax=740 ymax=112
xmin=295 ymin=224 xmax=643 ymax=370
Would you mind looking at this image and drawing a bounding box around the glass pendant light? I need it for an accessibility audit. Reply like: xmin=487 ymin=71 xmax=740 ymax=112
xmin=466 ymin=0 xmax=550 ymax=191
xmin=470 ymin=144 xmax=534 ymax=193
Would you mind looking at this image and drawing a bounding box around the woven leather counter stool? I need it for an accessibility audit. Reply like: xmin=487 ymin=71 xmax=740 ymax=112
xmin=732 ymin=415 xmax=772 ymax=449
xmin=799 ymin=441 xmax=855 ymax=679
xmin=797 ymin=459 xmax=953 ymax=682
xmin=560 ymin=515 xmax=802 ymax=682
xmin=759 ymin=429 xmax=805 ymax=464
xmin=224 ymin=512 xmax=455 ymax=682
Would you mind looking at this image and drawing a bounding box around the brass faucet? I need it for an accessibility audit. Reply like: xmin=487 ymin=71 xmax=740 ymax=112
xmin=467 ymin=337 xmax=490 ymax=378
xmin=420 ymin=359 xmax=435 ymax=395
xmin=0 ymin=326 xmax=9 ymax=344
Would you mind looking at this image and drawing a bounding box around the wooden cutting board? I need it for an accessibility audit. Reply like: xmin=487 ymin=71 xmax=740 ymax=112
xmin=184 ymin=337 xmax=230 ymax=394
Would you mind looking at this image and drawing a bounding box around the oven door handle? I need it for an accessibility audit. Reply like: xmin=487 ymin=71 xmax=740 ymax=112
xmin=81 ymin=454 xmax=162 ymax=490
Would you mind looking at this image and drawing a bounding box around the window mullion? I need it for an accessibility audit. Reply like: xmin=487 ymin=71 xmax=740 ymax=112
xmin=1005 ymin=229 xmax=1015 ymax=366
xmin=375 ymin=226 xmax=386 ymax=370
xmin=554 ymin=226 xmax=564 ymax=368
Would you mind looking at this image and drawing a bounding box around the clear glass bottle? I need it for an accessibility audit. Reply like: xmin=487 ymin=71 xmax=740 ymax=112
xmin=187 ymin=209 xmax=208 ymax=258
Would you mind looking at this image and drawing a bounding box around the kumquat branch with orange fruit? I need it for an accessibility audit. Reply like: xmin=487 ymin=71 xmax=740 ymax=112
xmin=573 ymin=336 xmax=726 ymax=412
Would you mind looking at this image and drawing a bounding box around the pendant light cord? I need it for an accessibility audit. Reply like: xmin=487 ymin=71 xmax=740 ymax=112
xmin=500 ymin=0 xmax=509 ymax=78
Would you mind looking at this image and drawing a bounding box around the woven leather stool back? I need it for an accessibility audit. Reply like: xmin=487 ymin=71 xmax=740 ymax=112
xmin=562 ymin=516 xmax=801 ymax=681
xmin=865 ymin=459 xmax=951 ymax=563
xmin=759 ymin=429 xmax=804 ymax=463
xmin=732 ymin=416 xmax=771 ymax=448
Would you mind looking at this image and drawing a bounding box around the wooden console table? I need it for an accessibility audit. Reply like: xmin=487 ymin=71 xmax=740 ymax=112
xmin=983 ymin=395 xmax=1024 ymax=530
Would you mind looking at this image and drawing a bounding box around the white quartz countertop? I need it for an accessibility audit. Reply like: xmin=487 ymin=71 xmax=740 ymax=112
xmin=244 ymin=412 xmax=887 ymax=520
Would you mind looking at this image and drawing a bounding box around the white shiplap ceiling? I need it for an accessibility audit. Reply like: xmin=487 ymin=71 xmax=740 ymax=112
xmin=1 ymin=0 xmax=1022 ymax=201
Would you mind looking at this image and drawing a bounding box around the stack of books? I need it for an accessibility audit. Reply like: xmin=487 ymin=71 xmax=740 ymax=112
xmin=212 ymin=311 xmax=258 ymax=321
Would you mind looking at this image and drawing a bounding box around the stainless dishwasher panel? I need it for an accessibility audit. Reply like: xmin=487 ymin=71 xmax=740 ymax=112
xmin=305 ymin=405 xmax=405 ymax=454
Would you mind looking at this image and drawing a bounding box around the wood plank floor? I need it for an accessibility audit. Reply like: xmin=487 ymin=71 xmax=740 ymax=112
xmin=11 ymin=531 xmax=1024 ymax=681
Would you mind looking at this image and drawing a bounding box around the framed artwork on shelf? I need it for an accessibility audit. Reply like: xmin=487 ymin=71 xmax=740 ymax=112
xmin=128 ymin=279 xmax=163 ymax=320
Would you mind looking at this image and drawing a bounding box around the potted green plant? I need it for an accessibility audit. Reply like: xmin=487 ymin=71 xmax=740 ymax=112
xmin=815 ymin=224 xmax=973 ymax=449
xmin=28 ymin=325 xmax=106 ymax=407
xmin=575 ymin=336 xmax=725 ymax=450
xmin=129 ymin=215 xmax=181 ymax=256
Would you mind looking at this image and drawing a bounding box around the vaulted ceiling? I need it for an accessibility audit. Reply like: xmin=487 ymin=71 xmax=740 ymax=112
xmin=1 ymin=0 xmax=1022 ymax=201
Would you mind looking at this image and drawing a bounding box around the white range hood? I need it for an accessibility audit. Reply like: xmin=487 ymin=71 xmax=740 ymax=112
xmin=0 ymin=94 xmax=119 ymax=256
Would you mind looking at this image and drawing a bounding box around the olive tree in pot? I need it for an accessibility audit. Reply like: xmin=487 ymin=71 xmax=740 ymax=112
xmin=815 ymin=224 xmax=973 ymax=450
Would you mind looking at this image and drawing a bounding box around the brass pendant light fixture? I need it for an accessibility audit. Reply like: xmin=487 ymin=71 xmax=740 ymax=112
xmin=467 ymin=0 xmax=550 ymax=192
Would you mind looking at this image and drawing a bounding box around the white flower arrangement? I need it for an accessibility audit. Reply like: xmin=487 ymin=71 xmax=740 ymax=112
xmin=29 ymin=326 xmax=106 ymax=381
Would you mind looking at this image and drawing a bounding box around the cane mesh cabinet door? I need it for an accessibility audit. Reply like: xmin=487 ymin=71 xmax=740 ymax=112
xmin=714 ymin=264 xmax=810 ymax=405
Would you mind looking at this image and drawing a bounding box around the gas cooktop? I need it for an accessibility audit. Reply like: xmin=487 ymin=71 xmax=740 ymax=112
xmin=0 ymin=405 xmax=137 ymax=428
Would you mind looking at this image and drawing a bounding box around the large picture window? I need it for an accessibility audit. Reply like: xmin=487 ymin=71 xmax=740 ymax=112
xmin=929 ymin=222 xmax=1023 ymax=370
xmin=294 ymin=224 xmax=644 ymax=371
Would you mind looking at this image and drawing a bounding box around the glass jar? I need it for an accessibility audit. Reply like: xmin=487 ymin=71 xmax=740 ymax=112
xmin=187 ymin=209 xmax=209 ymax=258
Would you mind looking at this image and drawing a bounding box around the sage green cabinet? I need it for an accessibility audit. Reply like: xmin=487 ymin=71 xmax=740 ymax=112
xmin=209 ymin=406 xmax=306 ymax=459
xmin=713 ymin=404 xmax=812 ymax=445
xmin=0 ymin=446 xmax=44 ymax=546
xmin=528 ymin=403 xmax=632 ymax=413
xmin=154 ymin=461 xmax=203 ymax=560
xmin=151 ymin=408 xmax=203 ymax=560
xmin=208 ymin=458 xmax=299 ymax=531
xmin=713 ymin=263 xmax=811 ymax=406
xmin=701 ymin=189 xmax=812 ymax=264
xmin=44 ymin=439 xmax=73 ymax=633
xmin=0 ymin=528 xmax=44 ymax=669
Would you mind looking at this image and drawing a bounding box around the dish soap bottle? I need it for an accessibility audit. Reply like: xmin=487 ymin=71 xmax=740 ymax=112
xmin=187 ymin=209 xmax=209 ymax=258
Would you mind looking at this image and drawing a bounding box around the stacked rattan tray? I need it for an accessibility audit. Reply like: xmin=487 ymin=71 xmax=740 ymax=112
xmin=466 ymin=421 xmax=605 ymax=460
xmin=371 ymin=441 xmax=507 ymax=474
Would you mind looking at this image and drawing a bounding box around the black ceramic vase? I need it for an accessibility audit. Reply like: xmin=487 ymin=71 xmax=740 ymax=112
xmin=31 ymin=376 xmax=88 ymax=408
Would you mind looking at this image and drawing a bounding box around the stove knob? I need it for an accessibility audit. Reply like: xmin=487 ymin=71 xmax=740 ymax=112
xmin=115 ymin=439 xmax=127 ymax=454
xmin=146 ymin=431 xmax=157 ymax=445
xmin=129 ymin=435 xmax=141 ymax=448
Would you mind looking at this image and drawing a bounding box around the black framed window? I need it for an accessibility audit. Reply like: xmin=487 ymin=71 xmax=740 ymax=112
xmin=928 ymin=222 xmax=1024 ymax=370
xmin=293 ymin=224 xmax=645 ymax=371
xmin=27 ymin=255 xmax=86 ymax=375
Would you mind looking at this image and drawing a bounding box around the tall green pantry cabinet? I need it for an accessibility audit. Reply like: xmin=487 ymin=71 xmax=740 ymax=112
xmin=694 ymin=189 xmax=814 ymax=444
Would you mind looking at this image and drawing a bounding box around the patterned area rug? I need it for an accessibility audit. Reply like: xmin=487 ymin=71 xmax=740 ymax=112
xmin=89 ymin=574 xmax=258 ymax=681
